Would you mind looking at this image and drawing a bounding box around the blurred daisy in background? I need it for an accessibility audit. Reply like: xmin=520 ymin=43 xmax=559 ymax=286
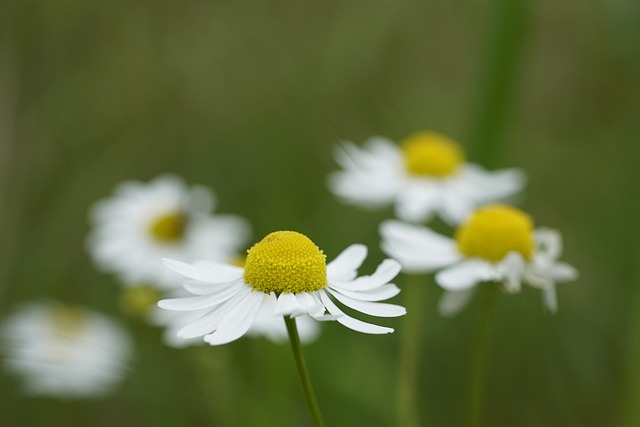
xmin=380 ymin=204 xmax=577 ymax=316
xmin=0 ymin=302 xmax=132 ymax=398
xmin=328 ymin=131 xmax=526 ymax=224
xmin=87 ymin=174 xmax=251 ymax=289
xmin=158 ymin=230 xmax=405 ymax=346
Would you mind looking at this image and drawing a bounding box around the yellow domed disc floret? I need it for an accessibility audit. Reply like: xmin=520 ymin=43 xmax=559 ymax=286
xmin=149 ymin=212 xmax=187 ymax=243
xmin=455 ymin=204 xmax=535 ymax=262
xmin=401 ymin=131 xmax=465 ymax=177
xmin=244 ymin=231 xmax=327 ymax=294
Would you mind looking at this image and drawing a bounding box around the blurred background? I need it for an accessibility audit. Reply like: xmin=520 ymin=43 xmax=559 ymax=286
xmin=1 ymin=0 xmax=640 ymax=426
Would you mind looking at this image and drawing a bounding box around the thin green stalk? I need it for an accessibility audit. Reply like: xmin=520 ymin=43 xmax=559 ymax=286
xmin=284 ymin=316 xmax=325 ymax=427
xmin=397 ymin=274 xmax=428 ymax=427
xmin=469 ymin=284 xmax=498 ymax=427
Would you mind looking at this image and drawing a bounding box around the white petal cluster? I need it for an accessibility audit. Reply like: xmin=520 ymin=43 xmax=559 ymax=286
xmin=380 ymin=220 xmax=577 ymax=316
xmin=1 ymin=303 xmax=132 ymax=398
xmin=87 ymin=174 xmax=250 ymax=289
xmin=157 ymin=245 xmax=406 ymax=346
xmin=328 ymin=137 xmax=525 ymax=224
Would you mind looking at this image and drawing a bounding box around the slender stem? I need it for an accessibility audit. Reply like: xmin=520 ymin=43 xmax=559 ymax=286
xmin=284 ymin=316 xmax=325 ymax=427
xmin=469 ymin=284 xmax=498 ymax=427
xmin=397 ymin=274 xmax=427 ymax=427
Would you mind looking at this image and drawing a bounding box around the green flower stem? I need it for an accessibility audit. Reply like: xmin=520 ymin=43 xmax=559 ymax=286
xmin=397 ymin=274 xmax=428 ymax=427
xmin=284 ymin=316 xmax=326 ymax=427
xmin=469 ymin=284 xmax=498 ymax=427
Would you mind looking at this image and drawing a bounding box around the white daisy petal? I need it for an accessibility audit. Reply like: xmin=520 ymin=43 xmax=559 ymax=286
xmin=331 ymin=284 xmax=401 ymax=302
xmin=326 ymin=288 xmax=406 ymax=317
xmin=273 ymin=293 xmax=302 ymax=316
xmin=550 ymin=263 xmax=578 ymax=282
xmin=203 ymin=291 xmax=264 ymax=346
xmin=326 ymin=244 xmax=368 ymax=281
xmin=380 ymin=220 xmax=461 ymax=272
xmin=332 ymin=259 xmax=401 ymax=292
xmin=395 ymin=181 xmax=440 ymax=223
xmin=435 ymin=260 xmax=496 ymax=291
xmin=543 ymin=284 xmax=558 ymax=314
xmin=158 ymin=282 xmax=243 ymax=311
xmin=163 ymin=259 xmax=244 ymax=283
xmin=182 ymin=279 xmax=243 ymax=295
xmin=319 ymin=292 xmax=394 ymax=334
xmin=437 ymin=289 xmax=476 ymax=317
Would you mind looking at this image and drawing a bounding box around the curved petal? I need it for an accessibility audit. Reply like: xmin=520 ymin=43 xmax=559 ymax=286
xmin=203 ymin=291 xmax=264 ymax=346
xmin=543 ymin=284 xmax=558 ymax=314
xmin=158 ymin=282 xmax=244 ymax=311
xmin=438 ymin=289 xmax=476 ymax=317
xmin=326 ymin=244 xmax=368 ymax=282
xmin=162 ymin=259 xmax=244 ymax=283
xmin=319 ymin=292 xmax=393 ymax=334
xmin=380 ymin=220 xmax=461 ymax=272
xmin=330 ymin=284 xmax=400 ymax=302
xmin=435 ymin=260 xmax=497 ymax=291
xmin=332 ymin=259 xmax=401 ymax=292
xmin=326 ymin=288 xmax=406 ymax=317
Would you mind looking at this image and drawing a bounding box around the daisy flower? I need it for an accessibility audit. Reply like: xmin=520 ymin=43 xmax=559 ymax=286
xmin=158 ymin=230 xmax=406 ymax=346
xmin=328 ymin=131 xmax=526 ymax=224
xmin=87 ymin=174 xmax=250 ymax=289
xmin=1 ymin=302 xmax=132 ymax=398
xmin=380 ymin=204 xmax=578 ymax=316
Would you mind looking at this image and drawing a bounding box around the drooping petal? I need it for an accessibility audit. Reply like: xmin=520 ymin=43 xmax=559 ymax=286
xmin=273 ymin=293 xmax=301 ymax=316
xmin=319 ymin=292 xmax=393 ymax=334
xmin=435 ymin=260 xmax=497 ymax=291
xmin=437 ymin=289 xmax=476 ymax=317
xmin=329 ymin=284 xmax=401 ymax=302
xmin=162 ymin=258 xmax=244 ymax=283
xmin=380 ymin=220 xmax=461 ymax=272
xmin=158 ymin=281 xmax=244 ymax=311
xmin=326 ymin=288 xmax=406 ymax=317
xmin=543 ymin=284 xmax=558 ymax=314
xmin=203 ymin=291 xmax=264 ymax=346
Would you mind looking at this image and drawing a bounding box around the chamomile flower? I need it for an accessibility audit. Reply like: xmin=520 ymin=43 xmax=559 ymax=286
xmin=1 ymin=302 xmax=132 ymax=398
xmin=380 ymin=204 xmax=577 ymax=316
xmin=158 ymin=230 xmax=406 ymax=346
xmin=87 ymin=174 xmax=250 ymax=289
xmin=329 ymin=132 xmax=525 ymax=224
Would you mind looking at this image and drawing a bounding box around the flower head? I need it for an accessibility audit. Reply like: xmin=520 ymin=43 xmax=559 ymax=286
xmin=158 ymin=230 xmax=406 ymax=346
xmin=328 ymin=133 xmax=525 ymax=224
xmin=380 ymin=204 xmax=578 ymax=316
xmin=87 ymin=174 xmax=250 ymax=289
xmin=1 ymin=302 xmax=132 ymax=398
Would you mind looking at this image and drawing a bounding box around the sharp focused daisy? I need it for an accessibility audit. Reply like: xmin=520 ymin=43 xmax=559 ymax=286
xmin=328 ymin=131 xmax=526 ymax=224
xmin=1 ymin=302 xmax=132 ymax=398
xmin=87 ymin=174 xmax=250 ymax=289
xmin=380 ymin=204 xmax=577 ymax=316
xmin=158 ymin=230 xmax=406 ymax=346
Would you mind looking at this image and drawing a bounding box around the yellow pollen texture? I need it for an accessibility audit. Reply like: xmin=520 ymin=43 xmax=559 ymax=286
xmin=149 ymin=212 xmax=187 ymax=242
xmin=243 ymin=231 xmax=327 ymax=294
xmin=401 ymin=131 xmax=465 ymax=177
xmin=455 ymin=204 xmax=535 ymax=262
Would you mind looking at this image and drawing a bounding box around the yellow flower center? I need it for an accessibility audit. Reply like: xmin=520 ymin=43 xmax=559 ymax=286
xmin=149 ymin=212 xmax=187 ymax=242
xmin=401 ymin=131 xmax=465 ymax=177
xmin=455 ymin=204 xmax=535 ymax=262
xmin=244 ymin=231 xmax=327 ymax=294
xmin=120 ymin=285 xmax=161 ymax=317
xmin=50 ymin=306 xmax=88 ymax=337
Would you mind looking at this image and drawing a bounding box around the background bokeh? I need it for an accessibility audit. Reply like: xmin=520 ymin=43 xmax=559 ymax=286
xmin=1 ymin=0 xmax=640 ymax=426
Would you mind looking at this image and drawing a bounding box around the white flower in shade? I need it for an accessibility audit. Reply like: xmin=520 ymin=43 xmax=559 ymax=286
xmin=87 ymin=174 xmax=250 ymax=289
xmin=380 ymin=204 xmax=578 ymax=316
xmin=158 ymin=230 xmax=406 ymax=346
xmin=0 ymin=303 xmax=132 ymax=398
xmin=328 ymin=132 xmax=525 ymax=224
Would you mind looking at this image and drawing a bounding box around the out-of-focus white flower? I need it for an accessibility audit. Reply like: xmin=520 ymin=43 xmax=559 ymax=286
xmin=158 ymin=230 xmax=405 ymax=346
xmin=380 ymin=204 xmax=577 ymax=316
xmin=1 ymin=302 xmax=132 ymax=398
xmin=87 ymin=174 xmax=250 ymax=289
xmin=328 ymin=132 xmax=525 ymax=224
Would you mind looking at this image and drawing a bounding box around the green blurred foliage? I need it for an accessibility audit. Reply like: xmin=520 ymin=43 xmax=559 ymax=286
xmin=1 ymin=0 xmax=639 ymax=426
